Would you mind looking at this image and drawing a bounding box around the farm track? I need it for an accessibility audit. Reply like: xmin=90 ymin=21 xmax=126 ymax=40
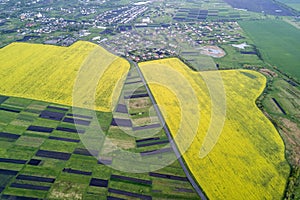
xmin=134 ymin=61 xmax=207 ymax=200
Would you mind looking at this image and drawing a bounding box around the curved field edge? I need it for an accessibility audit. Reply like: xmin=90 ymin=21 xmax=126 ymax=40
xmin=0 ymin=41 xmax=130 ymax=112
xmin=139 ymin=58 xmax=290 ymax=200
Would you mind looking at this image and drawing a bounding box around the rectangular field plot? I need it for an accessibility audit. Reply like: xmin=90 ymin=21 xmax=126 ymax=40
xmin=66 ymin=113 xmax=93 ymax=120
xmin=0 ymin=158 xmax=27 ymax=164
xmin=132 ymin=124 xmax=161 ymax=131
xmin=89 ymin=178 xmax=108 ymax=188
xmin=35 ymin=150 xmax=71 ymax=161
xmin=111 ymin=174 xmax=152 ymax=186
xmin=48 ymin=181 xmax=89 ymax=199
xmin=124 ymin=88 xmax=147 ymax=97
xmin=126 ymin=76 xmax=140 ymax=80
xmin=62 ymin=168 xmax=92 ymax=176
xmin=136 ymin=137 xmax=160 ymax=143
xmin=0 ymin=132 xmax=20 ymax=141
xmin=4 ymin=122 xmax=29 ymax=133
xmin=56 ymin=126 xmax=85 ymax=134
xmin=124 ymin=93 xmax=149 ymax=99
xmin=47 ymin=105 xmax=69 ymax=112
xmin=115 ymin=104 xmax=128 ymax=114
xmin=73 ymin=148 xmax=99 ymax=157
xmin=28 ymin=159 xmax=42 ymax=166
xmin=0 ymin=107 xmax=21 ymax=113
xmin=107 ymin=196 xmax=125 ymax=200
xmin=1 ymin=102 xmax=24 ymax=109
xmin=27 ymin=126 xmax=54 ymax=133
xmin=0 ymin=169 xmax=18 ymax=176
xmin=9 ymin=183 xmax=51 ymax=191
xmin=124 ymin=80 xmax=143 ymax=85
xmin=0 ymin=161 xmax=24 ymax=173
xmin=111 ymin=118 xmax=132 ymax=127
xmin=17 ymin=114 xmax=36 ymax=122
xmin=174 ymin=187 xmax=195 ymax=193
xmin=151 ymin=178 xmax=199 ymax=199
xmin=24 ymin=108 xmax=42 ymax=114
xmin=39 ymin=110 xmax=65 ymax=121
xmin=108 ymin=188 xmax=152 ymax=200
xmin=149 ymin=172 xmax=188 ymax=182
xmin=2 ymin=97 xmax=32 ymax=108
xmin=64 ymin=155 xmax=98 ymax=177
xmin=15 ymin=136 xmax=45 ymax=148
xmin=140 ymin=147 xmax=173 ymax=156
xmin=136 ymin=139 xmax=169 ymax=148
xmin=0 ymin=110 xmax=17 ymax=125
xmin=40 ymin=139 xmax=77 ymax=153
xmin=48 ymin=136 xmax=80 ymax=143
xmin=1 ymin=194 xmax=39 ymax=200
xmin=16 ymin=175 xmax=55 ymax=183
xmin=63 ymin=117 xmax=91 ymax=126
xmin=1 ymin=145 xmax=37 ymax=162
xmin=21 ymin=132 xmax=48 ymax=140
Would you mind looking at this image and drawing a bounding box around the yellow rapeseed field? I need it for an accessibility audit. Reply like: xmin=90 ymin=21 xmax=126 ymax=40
xmin=139 ymin=58 xmax=290 ymax=199
xmin=0 ymin=41 xmax=129 ymax=112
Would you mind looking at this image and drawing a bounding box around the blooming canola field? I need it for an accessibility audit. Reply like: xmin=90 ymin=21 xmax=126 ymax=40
xmin=139 ymin=58 xmax=290 ymax=199
xmin=0 ymin=41 xmax=130 ymax=112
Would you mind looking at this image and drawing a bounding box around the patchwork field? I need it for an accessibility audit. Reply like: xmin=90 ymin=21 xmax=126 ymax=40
xmin=0 ymin=62 xmax=204 ymax=200
xmin=139 ymin=58 xmax=290 ymax=199
xmin=239 ymin=19 xmax=300 ymax=80
xmin=0 ymin=94 xmax=200 ymax=199
xmin=0 ymin=40 xmax=294 ymax=199
xmin=223 ymin=0 xmax=295 ymax=16
xmin=0 ymin=41 xmax=130 ymax=112
xmin=0 ymin=41 xmax=204 ymax=199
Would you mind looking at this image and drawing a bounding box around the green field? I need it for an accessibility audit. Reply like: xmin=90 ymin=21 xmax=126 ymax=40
xmin=277 ymin=0 xmax=300 ymax=11
xmin=286 ymin=3 xmax=300 ymax=10
xmin=239 ymin=19 xmax=300 ymax=80
xmin=214 ymin=45 xmax=264 ymax=69
xmin=259 ymin=74 xmax=300 ymax=200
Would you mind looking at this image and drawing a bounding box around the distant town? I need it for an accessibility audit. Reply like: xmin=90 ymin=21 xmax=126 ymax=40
xmin=0 ymin=0 xmax=298 ymax=65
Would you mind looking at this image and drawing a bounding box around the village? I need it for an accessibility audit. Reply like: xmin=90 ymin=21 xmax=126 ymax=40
xmin=100 ymin=21 xmax=244 ymax=62
xmin=0 ymin=0 xmax=150 ymax=46
xmin=1 ymin=0 xmax=254 ymax=62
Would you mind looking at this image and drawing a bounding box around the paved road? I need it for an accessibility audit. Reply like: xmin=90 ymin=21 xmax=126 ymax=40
xmin=134 ymin=62 xmax=207 ymax=200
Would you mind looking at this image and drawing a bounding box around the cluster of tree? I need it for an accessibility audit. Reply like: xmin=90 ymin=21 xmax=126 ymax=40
xmin=284 ymin=166 xmax=300 ymax=200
